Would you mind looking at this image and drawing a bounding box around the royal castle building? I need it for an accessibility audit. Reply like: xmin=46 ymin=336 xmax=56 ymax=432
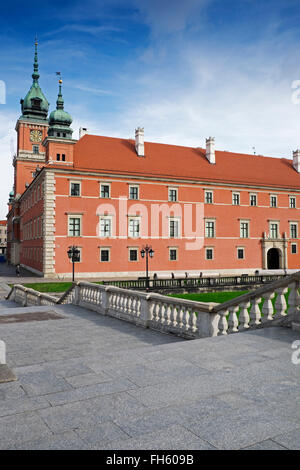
xmin=6 ymin=43 xmax=300 ymax=278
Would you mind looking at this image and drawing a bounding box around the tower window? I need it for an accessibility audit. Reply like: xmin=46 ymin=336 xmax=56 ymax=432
xmin=33 ymin=145 xmax=39 ymax=154
xmin=57 ymin=132 xmax=61 ymax=137
xmin=62 ymin=154 xmax=66 ymax=161
xmin=63 ymin=133 xmax=66 ymax=138
xmin=56 ymin=154 xmax=60 ymax=161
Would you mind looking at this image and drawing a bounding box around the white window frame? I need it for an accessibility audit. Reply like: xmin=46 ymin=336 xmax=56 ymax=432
xmin=205 ymin=219 xmax=215 ymax=238
xmin=240 ymin=220 xmax=249 ymax=238
xmin=100 ymin=247 xmax=110 ymax=262
xmin=169 ymin=247 xmax=178 ymax=261
xmin=99 ymin=216 xmax=112 ymax=238
xmin=129 ymin=185 xmax=139 ymax=200
xmin=237 ymin=247 xmax=245 ymax=259
xmin=270 ymin=194 xmax=277 ymax=207
xmin=169 ymin=217 xmax=180 ymax=238
xmin=269 ymin=221 xmax=279 ymax=239
xmin=290 ymin=222 xmax=298 ymax=239
xmin=68 ymin=215 xmax=82 ymax=237
xmin=204 ymin=190 xmax=213 ymax=204
xmin=128 ymin=217 xmax=141 ymax=238
xmin=289 ymin=196 xmax=296 ymax=209
xmin=70 ymin=181 xmax=81 ymax=197
xmin=100 ymin=183 xmax=111 ymax=199
xmin=205 ymin=247 xmax=214 ymax=260
xmin=168 ymin=187 xmax=178 ymax=202
xmin=249 ymin=193 xmax=257 ymax=207
xmin=128 ymin=247 xmax=139 ymax=262
xmin=232 ymin=192 xmax=240 ymax=206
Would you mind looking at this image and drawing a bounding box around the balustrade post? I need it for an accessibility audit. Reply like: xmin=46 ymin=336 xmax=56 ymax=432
xmin=262 ymin=292 xmax=275 ymax=322
xmin=0 ymin=340 xmax=6 ymax=365
xmin=290 ymin=281 xmax=300 ymax=331
xmin=99 ymin=287 xmax=109 ymax=315
xmin=137 ymin=294 xmax=151 ymax=328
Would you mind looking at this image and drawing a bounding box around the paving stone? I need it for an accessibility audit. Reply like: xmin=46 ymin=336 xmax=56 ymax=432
xmin=0 ymin=396 xmax=49 ymax=417
xmin=38 ymin=401 xmax=98 ymax=433
xmin=75 ymin=421 xmax=130 ymax=447
xmin=65 ymin=371 xmax=112 ymax=388
xmin=17 ymin=369 xmax=73 ymax=396
xmin=243 ymin=439 xmax=288 ymax=450
xmin=184 ymin=407 xmax=299 ymax=450
xmin=11 ymin=431 xmax=91 ymax=450
xmin=271 ymin=428 xmax=300 ymax=450
xmin=0 ymin=412 xmax=53 ymax=449
xmin=96 ymin=424 xmax=216 ymax=450
xmin=46 ymin=378 xmax=138 ymax=406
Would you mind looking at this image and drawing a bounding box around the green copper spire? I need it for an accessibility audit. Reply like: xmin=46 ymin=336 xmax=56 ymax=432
xmin=32 ymin=38 xmax=39 ymax=83
xmin=48 ymin=79 xmax=73 ymax=139
xmin=20 ymin=39 xmax=49 ymax=121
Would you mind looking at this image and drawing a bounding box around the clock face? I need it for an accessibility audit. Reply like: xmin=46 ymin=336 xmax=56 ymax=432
xmin=30 ymin=129 xmax=43 ymax=142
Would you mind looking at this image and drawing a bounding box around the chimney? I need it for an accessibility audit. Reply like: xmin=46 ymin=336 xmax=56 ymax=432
xmin=79 ymin=127 xmax=88 ymax=139
xmin=206 ymin=137 xmax=215 ymax=164
xmin=293 ymin=149 xmax=300 ymax=173
xmin=135 ymin=127 xmax=144 ymax=157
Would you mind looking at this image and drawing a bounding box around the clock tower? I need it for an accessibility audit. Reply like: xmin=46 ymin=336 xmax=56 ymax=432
xmin=14 ymin=40 xmax=49 ymax=197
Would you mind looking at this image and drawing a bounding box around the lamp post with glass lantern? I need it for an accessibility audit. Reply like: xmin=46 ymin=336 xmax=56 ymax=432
xmin=67 ymin=245 xmax=80 ymax=282
xmin=140 ymin=245 xmax=154 ymax=291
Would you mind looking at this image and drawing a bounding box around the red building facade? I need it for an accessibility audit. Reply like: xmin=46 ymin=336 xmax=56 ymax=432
xmin=7 ymin=44 xmax=300 ymax=278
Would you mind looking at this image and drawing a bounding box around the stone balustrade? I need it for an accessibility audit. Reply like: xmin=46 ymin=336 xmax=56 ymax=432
xmin=6 ymin=285 xmax=59 ymax=307
xmin=6 ymin=270 xmax=300 ymax=338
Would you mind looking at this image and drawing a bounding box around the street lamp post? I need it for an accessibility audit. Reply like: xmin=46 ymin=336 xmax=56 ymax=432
xmin=140 ymin=244 xmax=154 ymax=291
xmin=67 ymin=245 xmax=80 ymax=282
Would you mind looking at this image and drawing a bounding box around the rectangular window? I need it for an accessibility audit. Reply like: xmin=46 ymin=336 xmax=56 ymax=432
xmin=33 ymin=145 xmax=39 ymax=154
xmin=237 ymin=248 xmax=244 ymax=259
xmin=129 ymin=185 xmax=139 ymax=200
xmin=205 ymin=191 xmax=213 ymax=204
xmin=232 ymin=193 xmax=240 ymax=205
xmin=128 ymin=218 xmax=140 ymax=238
xmin=68 ymin=217 xmax=81 ymax=237
xmin=56 ymin=154 xmax=60 ymax=161
xmin=70 ymin=182 xmax=81 ymax=197
xmin=291 ymin=243 xmax=297 ymax=254
xmin=169 ymin=248 xmax=178 ymax=261
xmin=290 ymin=223 xmax=298 ymax=239
xmin=100 ymin=184 xmax=110 ymax=198
xmin=169 ymin=219 xmax=179 ymax=238
xmin=100 ymin=248 xmax=110 ymax=262
xmin=205 ymin=220 xmax=215 ymax=238
xmin=62 ymin=154 xmax=66 ymax=161
xmin=270 ymin=223 xmax=278 ymax=239
xmin=129 ymin=248 xmax=138 ymax=261
xmin=168 ymin=188 xmax=178 ymax=202
xmin=205 ymin=248 xmax=214 ymax=260
xmin=250 ymin=194 xmax=257 ymax=206
xmin=240 ymin=221 xmax=249 ymax=238
xmin=270 ymin=195 xmax=277 ymax=207
xmin=290 ymin=197 xmax=296 ymax=209
xmin=100 ymin=217 xmax=112 ymax=237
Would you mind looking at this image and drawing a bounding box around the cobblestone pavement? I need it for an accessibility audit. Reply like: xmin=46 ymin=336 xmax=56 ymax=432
xmin=0 ymin=296 xmax=300 ymax=450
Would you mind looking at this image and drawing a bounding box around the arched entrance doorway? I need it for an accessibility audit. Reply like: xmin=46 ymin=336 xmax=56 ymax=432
xmin=267 ymin=248 xmax=280 ymax=269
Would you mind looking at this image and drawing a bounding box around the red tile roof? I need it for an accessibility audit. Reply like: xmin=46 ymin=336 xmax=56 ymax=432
xmin=70 ymin=134 xmax=300 ymax=189
xmin=0 ymin=220 xmax=7 ymax=225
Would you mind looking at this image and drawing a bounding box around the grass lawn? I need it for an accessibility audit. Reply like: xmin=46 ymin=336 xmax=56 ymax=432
xmin=21 ymin=282 xmax=73 ymax=293
xmin=17 ymin=281 xmax=104 ymax=293
xmin=169 ymin=291 xmax=249 ymax=303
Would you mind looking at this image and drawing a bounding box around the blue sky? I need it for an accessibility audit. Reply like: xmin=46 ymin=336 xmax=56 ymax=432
xmin=1 ymin=0 xmax=300 ymax=218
